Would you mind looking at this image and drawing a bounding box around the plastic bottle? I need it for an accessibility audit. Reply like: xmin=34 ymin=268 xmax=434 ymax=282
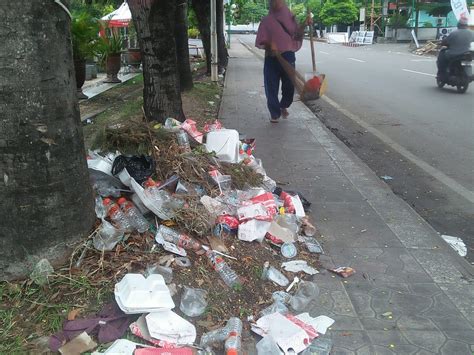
xmin=207 ymin=251 xmax=241 ymax=288
xmin=94 ymin=195 xmax=107 ymax=219
xmin=117 ymin=197 xmax=149 ymax=233
xmin=103 ymin=198 xmax=133 ymax=232
xmin=224 ymin=317 xmax=242 ymax=355
xmin=157 ymin=225 xmax=202 ymax=252
xmin=176 ymin=130 xmax=191 ymax=153
xmin=200 ymin=317 xmax=242 ymax=355
xmin=143 ymin=179 xmax=181 ymax=217
xmin=261 ymin=261 xmax=289 ymax=287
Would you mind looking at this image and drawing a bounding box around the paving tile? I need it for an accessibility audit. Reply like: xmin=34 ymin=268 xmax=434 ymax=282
xmin=438 ymin=283 xmax=474 ymax=326
xmin=309 ymin=202 xmax=404 ymax=248
xmin=409 ymin=249 xmax=469 ymax=284
xmin=440 ymin=340 xmax=472 ymax=355
xmin=328 ymin=330 xmax=373 ymax=352
xmin=330 ymin=247 xmax=432 ymax=283
xmin=401 ymin=330 xmax=447 ymax=353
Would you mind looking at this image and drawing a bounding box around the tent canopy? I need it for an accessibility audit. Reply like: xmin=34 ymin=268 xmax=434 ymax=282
xmin=101 ymin=2 xmax=131 ymax=27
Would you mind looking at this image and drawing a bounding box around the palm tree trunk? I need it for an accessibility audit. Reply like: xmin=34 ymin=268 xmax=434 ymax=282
xmin=0 ymin=0 xmax=95 ymax=279
xmin=129 ymin=0 xmax=183 ymax=122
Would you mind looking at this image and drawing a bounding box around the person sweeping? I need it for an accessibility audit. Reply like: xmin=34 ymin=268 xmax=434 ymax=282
xmin=255 ymin=0 xmax=312 ymax=123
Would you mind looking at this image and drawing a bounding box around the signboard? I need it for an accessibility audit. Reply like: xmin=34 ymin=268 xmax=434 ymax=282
xmin=450 ymin=0 xmax=469 ymax=21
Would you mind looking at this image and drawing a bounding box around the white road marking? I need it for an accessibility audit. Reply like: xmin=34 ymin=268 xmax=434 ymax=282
xmin=320 ymin=51 xmax=330 ymax=55
xmin=321 ymin=95 xmax=474 ymax=204
xmin=402 ymin=69 xmax=436 ymax=77
xmin=348 ymin=57 xmax=365 ymax=62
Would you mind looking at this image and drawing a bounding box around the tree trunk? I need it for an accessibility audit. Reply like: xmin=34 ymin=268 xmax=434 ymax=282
xmin=129 ymin=0 xmax=183 ymax=122
xmin=192 ymin=0 xmax=228 ymax=74
xmin=216 ymin=0 xmax=229 ymax=71
xmin=175 ymin=0 xmax=193 ymax=91
xmin=0 ymin=0 xmax=95 ymax=280
xmin=192 ymin=0 xmax=211 ymax=74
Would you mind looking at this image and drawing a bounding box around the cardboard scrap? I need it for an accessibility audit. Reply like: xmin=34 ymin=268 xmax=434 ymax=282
xmin=59 ymin=332 xmax=97 ymax=355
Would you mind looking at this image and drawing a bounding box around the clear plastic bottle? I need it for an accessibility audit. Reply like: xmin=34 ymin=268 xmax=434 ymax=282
xmin=200 ymin=317 xmax=242 ymax=354
xmin=157 ymin=225 xmax=202 ymax=252
xmin=261 ymin=261 xmax=289 ymax=287
xmin=289 ymin=281 xmax=320 ymax=312
xmin=103 ymin=198 xmax=133 ymax=232
xmin=207 ymin=251 xmax=241 ymax=288
xmin=117 ymin=197 xmax=149 ymax=233
xmin=143 ymin=179 xmax=181 ymax=217
xmin=176 ymin=130 xmax=191 ymax=153
xmin=94 ymin=195 xmax=106 ymax=219
xmin=224 ymin=317 xmax=242 ymax=355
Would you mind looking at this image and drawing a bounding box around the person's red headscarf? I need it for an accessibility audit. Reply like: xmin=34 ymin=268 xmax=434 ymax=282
xmin=255 ymin=4 xmax=302 ymax=53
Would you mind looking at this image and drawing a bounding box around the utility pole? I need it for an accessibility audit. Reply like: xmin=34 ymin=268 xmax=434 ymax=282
xmin=210 ymin=0 xmax=218 ymax=81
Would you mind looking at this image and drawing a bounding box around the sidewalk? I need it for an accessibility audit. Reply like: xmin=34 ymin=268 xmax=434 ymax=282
xmin=219 ymin=39 xmax=474 ymax=354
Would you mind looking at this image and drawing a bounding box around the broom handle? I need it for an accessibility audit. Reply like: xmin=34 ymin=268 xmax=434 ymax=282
xmin=275 ymin=51 xmax=305 ymax=82
xmin=308 ymin=8 xmax=316 ymax=73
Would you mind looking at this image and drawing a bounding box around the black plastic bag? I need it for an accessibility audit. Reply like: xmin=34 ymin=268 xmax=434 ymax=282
xmin=112 ymin=155 xmax=155 ymax=184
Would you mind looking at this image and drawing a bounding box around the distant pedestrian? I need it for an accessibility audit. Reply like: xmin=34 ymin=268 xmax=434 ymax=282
xmin=255 ymin=0 xmax=311 ymax=123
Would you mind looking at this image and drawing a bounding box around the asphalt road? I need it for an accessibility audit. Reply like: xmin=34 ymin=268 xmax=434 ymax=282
xmin=238 ymin=35 xmax=474 ymax=262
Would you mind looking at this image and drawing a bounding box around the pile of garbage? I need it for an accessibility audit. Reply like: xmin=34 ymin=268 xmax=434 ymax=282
xmin=48 ymin=118 xmax=342 ymax=354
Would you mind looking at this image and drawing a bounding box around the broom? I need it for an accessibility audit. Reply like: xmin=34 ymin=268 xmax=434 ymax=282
xmin=275 ymin=8 xmax=327 ymax=101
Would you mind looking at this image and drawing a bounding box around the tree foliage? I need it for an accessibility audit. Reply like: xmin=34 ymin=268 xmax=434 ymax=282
xmin=319 ymin=0 xmax=358 ymax=26
xmin=239 ymin=1 xmax=268 ymax=24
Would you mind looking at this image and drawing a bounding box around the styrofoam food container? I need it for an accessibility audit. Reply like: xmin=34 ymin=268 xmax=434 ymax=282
xmin=114 ymin=274 xmax=175 ymax=312
xmin=205 ymin=129 xmax=240 ymax=163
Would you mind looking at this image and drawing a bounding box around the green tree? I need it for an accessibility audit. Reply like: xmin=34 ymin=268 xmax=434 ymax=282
xmin=239 ymin=1 xmax=267 ymax=24
xmin=319 ymin=0 xmax=358 ymax=26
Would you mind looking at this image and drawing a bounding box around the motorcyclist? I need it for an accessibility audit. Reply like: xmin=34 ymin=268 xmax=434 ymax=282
xmin=436 ymin=16 xmax=473 ymax=78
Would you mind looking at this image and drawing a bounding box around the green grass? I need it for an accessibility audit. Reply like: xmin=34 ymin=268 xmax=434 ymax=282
xmin=191 ymin=81 xmax=221 ymax=103
xmin=0 ymin=273 xmax=115 ymax=353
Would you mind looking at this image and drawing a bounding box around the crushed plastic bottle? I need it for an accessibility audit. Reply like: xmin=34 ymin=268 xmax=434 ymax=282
xmin=256 ymin=335 xmax=281 ymax=355
xmin=117 ymin=197 xmax=149 ymax=233
xmin=179 ymin=287 xmax=208 ymax=317
xmin=207 ymin=251 xmax=241 ymax=288
xmin=177 ymin=130 xmax=192 ymax=153
xmin=103 ymin=198 xmax=133 ymax=232
xmin=200 ymin=317 xmax=242 ymax=355
xmin=94 ymin=195 xmax=107 ymax=219
xmin=261 ymin=261 xmax=289 ymax=287
xmin=144 ymin=264 xmax=173 ymax=283
xmin=301 ymin=337 xmax=333 ymax=355
xmin=93 ymin=220 xmax=124 ymax=251
xmin=289 ymin=281 xmax=320 ymax=312
xmin=157 ymin=225 xmax=203 ymax=252
xmin=143 ymin=178 xmax=183 ymax=217
xmin=30 ymin=259 xmax=54 ymax=286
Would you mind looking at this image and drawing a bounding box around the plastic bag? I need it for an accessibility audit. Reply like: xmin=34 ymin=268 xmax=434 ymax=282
xmin=112 ymin=155 xmax=155 ymax=184
xmin=290 ymin=281 xmax=319 ymax=312
xmin=179 ymin=287 xmax=208 ymax=317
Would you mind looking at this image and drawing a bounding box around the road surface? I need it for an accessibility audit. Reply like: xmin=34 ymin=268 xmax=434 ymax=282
xmin=238 ymin=35 xmax=474 ymax=262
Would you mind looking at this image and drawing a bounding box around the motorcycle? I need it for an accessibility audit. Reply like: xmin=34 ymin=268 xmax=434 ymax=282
xmin=436 ymin=51 xmax=473 ymax=93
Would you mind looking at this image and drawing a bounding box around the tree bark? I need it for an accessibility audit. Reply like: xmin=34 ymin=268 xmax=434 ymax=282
xmin=0 ymin=0 xmax=95 ymax=279
xmin=192 ymin=0 xmax=228 ymax=74
xmin=175 ymin=0 xmax=194 ymax=91
xmin=216 ymin=0 xmax=229 ymax=71
xmin=129 ymin=0 xmax=183 ymax=122
xmin=192 ymin=0 xmax=211 ymax=74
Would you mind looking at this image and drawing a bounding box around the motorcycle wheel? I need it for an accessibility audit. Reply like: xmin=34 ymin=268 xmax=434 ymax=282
xmin=456 ymin=82 xmax=468 ymax=93
xmin=436 ymin=77 xmax=445 ymax=88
